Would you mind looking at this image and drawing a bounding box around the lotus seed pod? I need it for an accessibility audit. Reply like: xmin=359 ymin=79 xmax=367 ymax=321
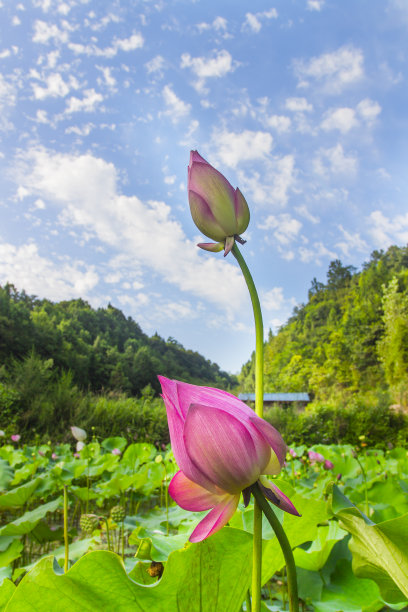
xmin=79 ymin=513 xmax=100 ymax=534
xmin=110 ymin=505 xmax=126 ymax=522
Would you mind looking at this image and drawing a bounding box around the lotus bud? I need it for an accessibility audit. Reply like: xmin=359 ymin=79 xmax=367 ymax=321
xmin=188 ymin=150 xmax=250 ymax=256
xmin=71 ymin=426 xmax=87 ymax=442
xmin=76 ymin=440 xmax=85 ymax=452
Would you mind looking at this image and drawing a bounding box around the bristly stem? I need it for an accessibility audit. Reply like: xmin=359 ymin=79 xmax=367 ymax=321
xmin=251 ymin=482 xmax=299 ymax=612
xmin=232 ymin=243 xmax=263 ymax=612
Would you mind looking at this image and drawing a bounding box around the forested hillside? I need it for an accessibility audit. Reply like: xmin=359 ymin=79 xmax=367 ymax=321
xmin=0 ymin=283 xmax=235 ymax=394
xmin=240 ymin=245 xmax=408 ymax=408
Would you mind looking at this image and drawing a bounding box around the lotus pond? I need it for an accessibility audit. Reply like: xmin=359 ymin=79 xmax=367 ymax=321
xmin=0 ymin=437 xmax=407 ymax=611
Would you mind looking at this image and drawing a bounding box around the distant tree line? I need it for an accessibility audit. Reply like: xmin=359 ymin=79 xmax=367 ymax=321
xmin=0 ymin=284 xmax=235 ymax=396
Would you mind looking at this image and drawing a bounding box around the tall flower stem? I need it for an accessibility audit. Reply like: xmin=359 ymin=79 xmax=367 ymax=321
xmin=63 ymin=485 xmax=69 ymax=573
xmin=232 ymin=243 xmax=264 ymax=612
xmin=251 ymin=482 xmax=299 ymax=612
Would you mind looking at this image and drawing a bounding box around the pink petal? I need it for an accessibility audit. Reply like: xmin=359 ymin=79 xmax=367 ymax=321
xmin=183 ymin=403 xmax=270 ymax=494
xmin=164 ymin=377 xmax=256 ymax=421
xmin=197 ymin=242 xmax=224 ymax=253
xmin=234 ymin=187 xmax=250 ymax=234
xmin=169 ymin=470 xmax=227 ymax=511
xmin=189 ymin=162 xmax=237 ymax=233
xmin=224 ymin=235 xmax=235 ymax=256
xmin=189 ymin=494 xmax=239 ymax=543
xmin=250 ymin=416 xmax=287 ymax=470
xmin=158 ymin=377 xmax=218 ymax=493
xmin=260 ymin=479 xmax=301 ymax=517
xmin=189 ymin=150 xmax=207 ymax=167
xmin=189 ymin=190 xmax=226 ymax=242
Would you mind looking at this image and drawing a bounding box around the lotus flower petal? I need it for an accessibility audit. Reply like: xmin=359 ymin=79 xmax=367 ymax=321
xmin=187 ymin=151 xmax=250 ymax=245
xmin=71 ymin=426 xmax=87 ymax=441
xmin=169 ymin=470 xmax=227 ymax=511
xmin=189 ymin=493 xmax=240 ymax=543
xmin=183 ymin=403 xmax=271 ymax=494
xmin=197 ymin=242 xmax=224 ymax=252
xmin=259 ymin=477 xmax=300 ymax=517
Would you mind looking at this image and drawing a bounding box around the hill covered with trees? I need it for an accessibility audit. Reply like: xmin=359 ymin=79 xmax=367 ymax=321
xmin=0 ymin=283 xmax=234 ymax=395
xmin=240 ymin=245 xmax=408 ymax=409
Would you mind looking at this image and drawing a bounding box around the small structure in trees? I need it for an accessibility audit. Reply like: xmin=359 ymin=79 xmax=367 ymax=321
xmin=238 ymin=393 xmax=310 ymax=409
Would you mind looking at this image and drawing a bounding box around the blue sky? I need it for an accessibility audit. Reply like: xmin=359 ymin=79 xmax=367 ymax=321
xmin=1 ymin=0 xmax=408 ymax=374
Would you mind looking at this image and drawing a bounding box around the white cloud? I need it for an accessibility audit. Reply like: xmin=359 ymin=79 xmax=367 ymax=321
xmin=356 ymin=98 xmax=381 ymax=123
xmin=238 ymin=155 xmax=296 ymax=207
xmin=265 ymin=114 xmax=291 ymax=133
xmin=242 ymin=9 xmax=278 ymax=33
xmin=295 ymin=204 xmax=320 ymax=224
xmin=294 ymin=45 xmax=364 ymax=93
xmin=307 ymin=0 xmax=325 ymax=10
xmin=262 ymin=287 xmax=284 ymax=311
xmin=96 ymin=66 xmax=117 ymax=90
xmin=285 ymin=97 xmax=313 ymax=112
xmin=161 ymin=85 xmax=191 ymax=123
xmin=209 ymin=129 xmax=273 ymax=168
xmin=313 ymin=144 xmax=358 ymax=176
xmin=31 ymin=72 xmax=78 ymax=100
xmin=68 ymin=32 xmax=143 ymax=58
xmin=368 ymin=210 xmax=408 ymax=248
xmin=321 ymin=107 xmax=358 ymax=133
xmin=0 ymin=241 xmax=99 ymax=300
xmin=335 ymin=225 xmax=368 ymax=257
xmin=197 ymin=16 xmax=228 ymax=33
xmin=145 ymin=55 xmax=165 ymax=76
xmin=258 ymin=213 xmax=302 ymax=245
xmin=0 ymin=74 xmax=16 ymax=131
xmin=180 ymin=49 xmax=238 ymax=93
xmin=299 ymin=242 xmax=337 ymax=264
xmin=32 ymin=20 xmax=69 ymax=44
xmin=65 ymin=89 xmax=103 ymax=114
xmin=14 ymin=148 xmax=248 ymax=317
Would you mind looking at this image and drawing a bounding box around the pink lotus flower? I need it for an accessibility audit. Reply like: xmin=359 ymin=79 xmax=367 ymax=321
xmin=111 ymin=448 xmax=121 ymax=456
xmin=324 ymin=459 xmax=334 ymax=470
xmin=159 ymin=376 xmax=299 ymax=543
xmin=289 ymin=448 xmax=297 ymax=458
xmin=51 ymin=453 xmax=57 ymax=460
xmin=308 ymin=450 xmax=325 ymax=464
xmin=11 ymin=434 xmax=21 ymax=443
xmin=188 ymin=151 xmax=250 ymax=256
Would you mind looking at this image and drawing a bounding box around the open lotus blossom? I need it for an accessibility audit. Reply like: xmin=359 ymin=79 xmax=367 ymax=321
xmin=324 ymin=459 xmax=334 ymax=470
xmin=71 ymin=426 xmax=87 ymax=442
xmin=188 ymin=151 xmax=250 ymax=256
xmin=11 ymin=434 xmax=21 ymax=442
xmin=159 ymin=376 xmax=299 ymax=543
xmin=111 ymin=448 xmax=121 ymax=456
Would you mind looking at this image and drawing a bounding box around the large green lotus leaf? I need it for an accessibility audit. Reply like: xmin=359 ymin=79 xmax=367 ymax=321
xmin=294 ymin=521 xmax=347 ymax=571
xmin=0 ymin=540 xmax=23 ymax=569
xmin=312 ymin=558 xmax=384 ymax=612
xmin=0 ymin=497 xmax=62 ymax=537
xmin=101 ymin=437 xmax=127 ymax=452
xmin=121 ymin=443 xmax=156 ymax=467
xmin=296 ymin=567 xmax=324 ymax=602
xmin=0 ymin=580 xmax=15 ymax=612
xmin=130 ymin=532 xmax=189 ymax=562
xmin=4 ymin=528 xmax=253 ymax=612
xmin=330 ymin=484 xmax=408 ymax=604
xmin=0 ymin=460 xmax=13 ymax=492
xmin=261 ymin=482 xmax=328 ymax=585
xmin=0 ymin=478 xmax=41 ymax=509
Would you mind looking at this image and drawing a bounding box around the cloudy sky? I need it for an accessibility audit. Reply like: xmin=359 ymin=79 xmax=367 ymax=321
xmin=1 ymin=0 xmax=408 ymax=373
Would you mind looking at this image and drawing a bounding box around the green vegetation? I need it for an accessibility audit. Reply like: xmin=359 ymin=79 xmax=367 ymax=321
xmin=240 ymin=245 xmax=408 ymax=410
xmin=0 ymin=438 xmax=407 ymax=610
xmin=0 ymin=283 xmax=236 ymax=441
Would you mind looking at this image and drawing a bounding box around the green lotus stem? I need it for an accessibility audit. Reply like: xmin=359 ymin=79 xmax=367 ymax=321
xmin=63 ymin=485 xmax=69 ymax=573
xmin=232 ymin=243 xmax=263 ymax=612
xmin=251 ymin=482 xmax=299 ymax=612
xmin=163 ymin=462 xmax=169 ymax=535
xmin=121 ymin=522 xmax=125 ymax=560
xmin=104 ymin=517 xmax=111 ymax=551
